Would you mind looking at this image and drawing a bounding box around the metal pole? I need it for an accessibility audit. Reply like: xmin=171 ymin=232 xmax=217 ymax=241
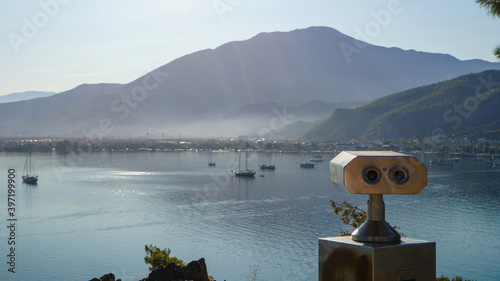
xmin=351 ymin=194 xmax=400 ymax=243
xmin=367 ymin=194 xmax=384 ymax=221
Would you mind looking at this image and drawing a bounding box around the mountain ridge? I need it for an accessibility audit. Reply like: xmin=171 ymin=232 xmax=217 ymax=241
xmin=303 ymin=70 xmax=500 ymax=141
xmin=0 ymin=91 xmax=57 ymax=104
xmin=1 ymin=26 xmax=500 ymax=138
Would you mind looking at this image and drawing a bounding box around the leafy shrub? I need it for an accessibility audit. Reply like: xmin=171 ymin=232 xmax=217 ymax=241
xmin=144 ymin=244 xmax=185 ymax=271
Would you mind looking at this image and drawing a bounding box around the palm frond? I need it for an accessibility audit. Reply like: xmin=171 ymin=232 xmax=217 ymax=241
xmin=476 ymin=0 xmax=500 ymax=17
xmin=494 ymin=46 xmax=500 ymax=60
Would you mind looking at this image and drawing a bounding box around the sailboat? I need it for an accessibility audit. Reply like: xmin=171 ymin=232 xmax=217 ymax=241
xmin=299 ymin=162 xmax=315 ymax=168
xmin=232 ymin=151 xmax=256 ymax=177
xmin=259 ymin=163 xmax=276 ymax=170
xmin=208 ymin=150 xmax=216 ymax=166
xmin=309 ymin=154 xmax=324 ymax=162
xmin=22 ymin=153 xmax=38 ymax=184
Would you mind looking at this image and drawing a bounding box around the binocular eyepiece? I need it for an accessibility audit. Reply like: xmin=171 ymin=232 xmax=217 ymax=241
xmin=331 ymin=151 xmax=426 ymax=195
xmin=363 ymin=165 xmax=409 ymax=185
xmin=330 ymin=151 xmax=428 ymax=243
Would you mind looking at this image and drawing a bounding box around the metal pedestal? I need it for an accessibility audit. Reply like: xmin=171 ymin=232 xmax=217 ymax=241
xmin=319 ymin=236 xmax=435 ymax=281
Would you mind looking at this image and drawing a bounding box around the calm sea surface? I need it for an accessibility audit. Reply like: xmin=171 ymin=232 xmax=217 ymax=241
xmin=0 ymin=151 xmax=499 ymax=281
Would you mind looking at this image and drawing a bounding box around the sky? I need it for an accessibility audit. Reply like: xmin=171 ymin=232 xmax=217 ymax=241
xmin=1 ymin=0 xmax=499 ymax=96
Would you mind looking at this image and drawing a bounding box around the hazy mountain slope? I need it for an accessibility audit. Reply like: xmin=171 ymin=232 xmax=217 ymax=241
xmin=0 ymin=84 xmax=124 ymax=137
xmin=120 ymin=26 xmax=500 ymax=113
xmin=1 ymin=26 xmax=500 ymax=138
xmin=0 ymin=91 xmax=57 ymax=103
xmin=304 ymin=70 xmax=500 ymax=141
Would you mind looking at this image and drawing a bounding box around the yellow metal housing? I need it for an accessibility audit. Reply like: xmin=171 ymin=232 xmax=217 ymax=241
xmin=330 ymin=151 xmax=427 ymax=194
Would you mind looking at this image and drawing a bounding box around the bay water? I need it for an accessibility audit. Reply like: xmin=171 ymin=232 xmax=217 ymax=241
xmin=0 ymin=151 xmax=498 ymax=280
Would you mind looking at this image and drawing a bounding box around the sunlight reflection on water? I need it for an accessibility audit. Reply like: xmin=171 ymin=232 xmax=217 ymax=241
xmin=0 ymin=152 xmax=498 ymax=281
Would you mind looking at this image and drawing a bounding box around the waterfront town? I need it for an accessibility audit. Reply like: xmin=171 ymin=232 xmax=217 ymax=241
xmin=1 ymin=136 xmax=500 ymax=157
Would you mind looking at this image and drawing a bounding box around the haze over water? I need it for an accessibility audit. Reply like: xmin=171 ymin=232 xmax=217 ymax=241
xmin=0 ymin=151 xmax=498 ymax=280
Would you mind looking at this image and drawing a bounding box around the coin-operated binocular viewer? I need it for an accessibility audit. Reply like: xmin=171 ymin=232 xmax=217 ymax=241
xmin=319 ymin=151 xmax=436 ymax=281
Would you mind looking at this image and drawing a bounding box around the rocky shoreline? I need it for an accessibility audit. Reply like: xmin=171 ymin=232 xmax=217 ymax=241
xmin=90 ymin=258 xmax=210 ymax=281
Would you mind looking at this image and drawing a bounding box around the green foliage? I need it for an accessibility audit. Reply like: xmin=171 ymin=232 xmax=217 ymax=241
xmin=2 ymin=142 xmax=34 ymax=153
xmin=55 ymin=140 xmax=74 ymax=155
xmin=306 ymin=70 xmax=500 ymax=141
xmin=477 ymin=0 xmax=500 ymax=17
xmin=330 ymin=200 xmax=367 ymax=236
xmin=331 ymin=203 xmax=477 ymax=281
xmin=477 ymin=0 xmax=500 ymax=60
xmin=144 ymin=244 xmax=185 ymax=271
xmin=330 ymin=200 xmax=405 ymax=237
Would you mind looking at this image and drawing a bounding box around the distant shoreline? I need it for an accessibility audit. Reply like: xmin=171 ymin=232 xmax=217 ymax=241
xmin=1 ymin=137 xmax=499 ymax=157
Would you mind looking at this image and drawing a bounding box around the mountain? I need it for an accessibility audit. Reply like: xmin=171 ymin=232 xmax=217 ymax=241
xmin=0 ymin=84 xmax=124 ymax=137
xmin=303 ymin=70 xmax=500 ymax=141
xmin=179 ymin=100 xmax=364 ymax=139
xmin=0 ymin=91 xmax=57 ymax=103
xmin=1 ymin=26 xmax=500 ymax=138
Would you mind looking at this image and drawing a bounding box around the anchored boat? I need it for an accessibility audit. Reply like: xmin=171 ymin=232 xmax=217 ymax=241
xmin=22 ymin=153 xmax=38 ymax=184
xmin=300 ymin=162 xmax=315 ymax=168
xmin=259 ymin=163 xmax=276 ymax=170
xmin=208 ymin=150 xmax=216 ymax=166
xmin=232 ymin=151 xmax=256 ymax=177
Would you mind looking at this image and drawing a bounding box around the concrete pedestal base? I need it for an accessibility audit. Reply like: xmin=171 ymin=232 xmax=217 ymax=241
xmin=319 ymin=236 xmax=435 ymax=281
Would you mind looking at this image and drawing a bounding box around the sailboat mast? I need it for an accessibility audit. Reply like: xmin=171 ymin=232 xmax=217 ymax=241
xmin=24 ymin=155 xmax=28 ymax=175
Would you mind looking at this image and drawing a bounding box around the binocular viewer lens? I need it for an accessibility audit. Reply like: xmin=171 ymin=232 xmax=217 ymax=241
xmin=363 ymin=166 xmax=381 ymax=184
xmin=390 ymin=166 xmax=409 ymax=184
xmin=330 ymin=151 xmax=427 ymax=195
xmin=362 ymin=166 xmax=409 ymax=185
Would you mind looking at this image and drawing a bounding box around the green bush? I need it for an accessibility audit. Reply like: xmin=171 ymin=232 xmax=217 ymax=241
xmin=144 ymin=244 xmax=186 ymax=271
xmin=331 ymin=201 xmax=477 ymax=281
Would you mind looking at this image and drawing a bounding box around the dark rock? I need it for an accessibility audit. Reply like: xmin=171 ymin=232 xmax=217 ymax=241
xmin=146 ymin=262 xmax=183 ymax=281
xmin=90 ymin=258 xmax=208 ymax=281
xmin=182 ymin=258 xmax=209 ymax=281
xmin=89 ymin=273 xmax=115 ymax=281
xmin=100 ymin=273 xmax=115 ymax=281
